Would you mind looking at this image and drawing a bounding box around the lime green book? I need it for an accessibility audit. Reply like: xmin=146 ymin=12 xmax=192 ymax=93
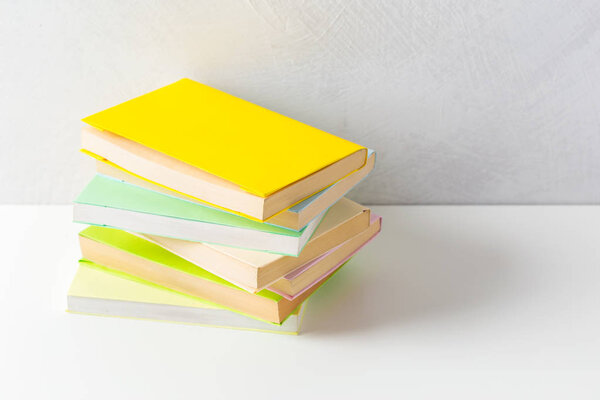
xmin=74 ymin=174 xmax=324 ymax=255
xmin=78 ymin=225 xmax=336 ymax=324
xmin=67 ymin=261 xmax=305 ymax=334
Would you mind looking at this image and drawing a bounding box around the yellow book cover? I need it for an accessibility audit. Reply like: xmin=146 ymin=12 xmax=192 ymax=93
xmin=82 ymin=78 xmax=366 ymax=197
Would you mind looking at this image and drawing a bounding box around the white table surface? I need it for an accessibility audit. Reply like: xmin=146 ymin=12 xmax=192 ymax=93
xmin=2 ymin=205 xmax=600 ymax=399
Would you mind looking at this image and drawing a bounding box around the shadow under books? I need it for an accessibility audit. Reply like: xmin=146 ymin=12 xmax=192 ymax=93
xmin=301 ymin=211 xmax=517 ymax=336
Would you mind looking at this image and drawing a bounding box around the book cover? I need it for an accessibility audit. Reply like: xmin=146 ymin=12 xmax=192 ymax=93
xmin=82 ymin=78 xmax=366 ymax=197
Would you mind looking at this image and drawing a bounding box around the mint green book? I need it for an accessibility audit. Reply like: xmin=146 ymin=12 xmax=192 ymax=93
xmin=78 ymin=225 xmax=337 ymax=324
xmin=73 ymin=175 xmax=325 ymax=256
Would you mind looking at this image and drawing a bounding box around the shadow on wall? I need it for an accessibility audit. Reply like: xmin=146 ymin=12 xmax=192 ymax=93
xmin=302 ymin=207 xmax=516 ymax=336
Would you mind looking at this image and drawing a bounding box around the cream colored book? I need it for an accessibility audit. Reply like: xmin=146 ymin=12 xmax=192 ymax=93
xmin=141 ymin=198 xmax=370 ymax=292
xmin=68 ymin=261 xmax=306 ymax=334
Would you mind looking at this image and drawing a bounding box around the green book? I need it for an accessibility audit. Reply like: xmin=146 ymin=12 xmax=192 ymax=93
xmin=73 ymin=175 xmax=325 ymax=256
xmin=78 ymin=225 xmax=340 ymax=324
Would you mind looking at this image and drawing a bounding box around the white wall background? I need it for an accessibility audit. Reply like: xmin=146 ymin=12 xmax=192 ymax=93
xmin=2 ymin=0 xmax=600 ymax=204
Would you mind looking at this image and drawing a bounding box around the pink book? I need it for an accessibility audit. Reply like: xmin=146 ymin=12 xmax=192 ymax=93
xmin=268 ymin=214 xmax=382 ymax=300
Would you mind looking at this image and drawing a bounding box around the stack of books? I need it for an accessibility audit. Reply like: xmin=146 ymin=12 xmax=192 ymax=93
xmin=68 ymin=79 xmax=381 ymax=334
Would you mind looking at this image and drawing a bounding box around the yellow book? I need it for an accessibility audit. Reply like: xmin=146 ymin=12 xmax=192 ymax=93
xmin=82 ymin=79 xmax=367 ymax=220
